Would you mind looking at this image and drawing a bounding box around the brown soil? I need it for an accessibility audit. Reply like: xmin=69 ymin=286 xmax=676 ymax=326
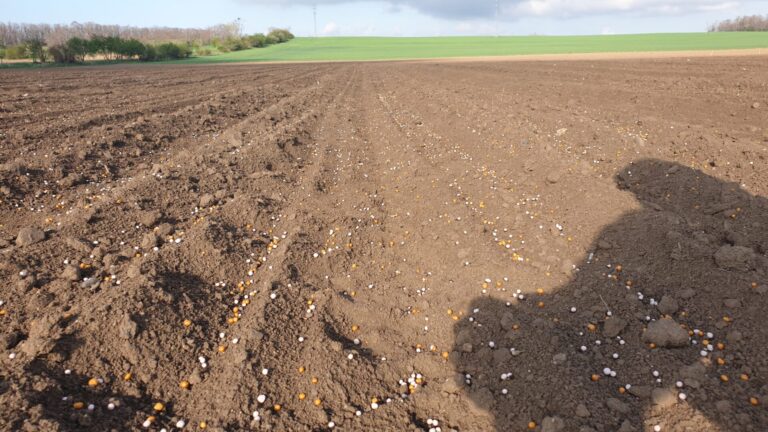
xmin=0 ymin=57 xmax=767 ymax=432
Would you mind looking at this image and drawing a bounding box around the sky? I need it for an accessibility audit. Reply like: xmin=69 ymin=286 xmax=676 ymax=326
xmin=3 ymin=0 xmax=766 ymax=36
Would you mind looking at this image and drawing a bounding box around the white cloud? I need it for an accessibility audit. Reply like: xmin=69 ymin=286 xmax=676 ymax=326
xmin=507 ymin=1 xmax=743 ymax=18
xmin=322 ymin=21 xmax=340 ymax=35
xmin=238 ymin=0 xmax=749 ymax=20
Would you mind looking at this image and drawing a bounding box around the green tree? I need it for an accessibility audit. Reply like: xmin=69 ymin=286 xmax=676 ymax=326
xmin=155 ymin=42 xmax=191 ymax=60
xmin=24 ymin=38 xmax=47 ymax=63
xmin=247 ymin=33 xmax=267 ymax=48
xmin=140 ymin=44 xmax=157 ymax=61
xmin=117 ymin=38 xmax=145 ymax=59
xmin=88 ymin=36 xmax=107 ymax=57
xmin=66 ymin=37 xmax=89 ymax=62
xmin=5 ymin=44 xmax=27 ymax=59
xmin=267 ymin=28 xmax=294 ymax=43
xmin=104 ymin=36 xmax=122 ymax=59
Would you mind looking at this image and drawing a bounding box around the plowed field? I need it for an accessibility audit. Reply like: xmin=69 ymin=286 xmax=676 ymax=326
xmin=1 ymin=56 xmax=767 ymax=432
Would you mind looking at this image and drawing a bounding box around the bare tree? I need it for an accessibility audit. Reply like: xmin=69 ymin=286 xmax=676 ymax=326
xmin=0 ymin=21 xmax=243 ymax=46
xmin=709 ymin=14 xmax=768 ymax=32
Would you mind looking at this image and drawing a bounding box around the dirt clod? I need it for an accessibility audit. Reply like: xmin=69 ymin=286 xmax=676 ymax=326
xmin=642 ymin=317 xmax=689 ymax=347
xmin=603 ymin=317 xmax=627 ymax=337
xmin=657 ymin=296 xmax=678 ymax=315
xmin=714 ymin=245 xmax=756 ymax=271
xmin=541 ymin=416 xmax=565 ymax=432
xmin=16 ymin=227 xmax=45 ymax=246
xmin=118 ymin=314 xmax=138 ymax=339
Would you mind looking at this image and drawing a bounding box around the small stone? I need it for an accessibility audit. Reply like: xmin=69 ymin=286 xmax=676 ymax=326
xmin=541 ymin=416 xmax=565 ymax=432
xmin=715 ymin=400 xmax=732 ymax=413
xmin=60 ymin=265 xmax=81 ymax=281
xmin=651 ymin=388 xmax=677 ymax=408
xmin=657 ymin=296 xmax=678 ymax=315
xmin=461 ymin=343 xmax=473 ymax=353
xmin=679 ymin=362 xmax=706 ymax=380
xmin=679 ymin=288 xmax=696 ymax=299
xmin=642 ymin=317 xmax=689 ymax=348
xmin=726 ymin=330 xmax=742 ymax=342
xmin=199 ymin=194 xmax=216 ymax=207
xmin=81 ymin=275 xmax=101 ymax=289
xmin=627 ymin=385 xmax=652 ymax=399
xmin=552 ymin=353 xmax=567 ymax=364
xmin=752 ymin=102 xmax=761 ymax=109
xmin=16 ymin=228 xmax=45 ymax=247
xmin=597 ymin=240 xmax=612 ymax=250
xmin=603 ymin=317 xmax=627 ymax=338
xmin=141 ymin=233 xmax=159 ymax=249
xmin=156 ymin=223 xmax=174 ymax=237
xmin=723 ymin=299 xmax=741 ymax=309
xmin=139 ymin=211 xmax=162 ymax=227
xmin=575 ymin=404 xmax=591 ymax=418
xmin=500 ymin=313 xmax=516 ymax=331
xmin=607 ymin=398 xmax=630 ymax=414
xmin=188 ymin=369 xmax=202 ymax=385
xmin=618 ymin=420 xmax=636 ymax=432
xmin=118 ymin=314 xmax=138 ymax=339
xmin=545 ymin=171 xmax=562 ymax=184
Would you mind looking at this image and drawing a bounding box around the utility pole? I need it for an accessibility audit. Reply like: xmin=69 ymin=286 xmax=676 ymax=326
xmin=313 ymin=5 xmax=318 ymax=37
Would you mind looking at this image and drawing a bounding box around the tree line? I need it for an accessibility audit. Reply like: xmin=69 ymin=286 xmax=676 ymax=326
xmin=0 ymin=22 xmax=242 ymax=46
xmin=709 ymin=15 xmax=768 ymax=32
xmin=0 ymin=22 xmax=294 ymax=64
xmin=46 ymin=36 xmax=193 ymax=63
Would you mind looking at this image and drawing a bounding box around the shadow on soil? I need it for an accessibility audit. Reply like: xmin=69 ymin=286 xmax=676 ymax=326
xmin=19 ymin=334 xmax=153 ymax=432
xmin=452 ymin=159 xmax=768 ymax=431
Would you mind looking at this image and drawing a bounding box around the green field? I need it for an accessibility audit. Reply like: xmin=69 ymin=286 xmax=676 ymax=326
xmin=184 ymin=32 xmax=768 ymax=63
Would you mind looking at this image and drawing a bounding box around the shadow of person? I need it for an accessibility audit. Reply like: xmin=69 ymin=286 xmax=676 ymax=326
xmin=451 ymin=159 xmax=768 ymax=432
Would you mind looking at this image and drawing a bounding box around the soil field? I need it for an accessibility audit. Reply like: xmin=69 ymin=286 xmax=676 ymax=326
xmin=1 ymin=56 xmax=767 ymax=432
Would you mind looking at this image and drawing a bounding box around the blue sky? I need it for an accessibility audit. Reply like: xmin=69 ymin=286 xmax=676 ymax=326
xmin=4 ymin=0 xmax=766 ymax=36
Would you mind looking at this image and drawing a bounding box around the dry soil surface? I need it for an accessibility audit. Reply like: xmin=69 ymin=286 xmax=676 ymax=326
xmin=1 ymin=57 xmax=767 ymax=432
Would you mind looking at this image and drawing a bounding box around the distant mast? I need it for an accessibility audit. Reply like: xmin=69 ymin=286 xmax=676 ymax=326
xmin=313 ymin=4 xmax=318 ymax=38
